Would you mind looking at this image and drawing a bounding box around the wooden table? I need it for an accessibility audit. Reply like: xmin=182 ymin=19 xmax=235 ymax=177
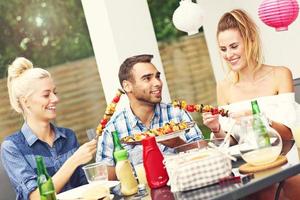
xmin=119 ymin=141 xmax=300 ymax=200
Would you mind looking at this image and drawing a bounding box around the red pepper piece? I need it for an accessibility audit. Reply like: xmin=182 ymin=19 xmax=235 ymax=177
xmin=112 ymin=95 xmax=120 ymax=103
xmin=186 ymin=105 xmax=196 ymax=112
xmin=211 ymin=107 xmax=219 ymax=115
xmin=100 ymin=118 xmax=108 ymax=126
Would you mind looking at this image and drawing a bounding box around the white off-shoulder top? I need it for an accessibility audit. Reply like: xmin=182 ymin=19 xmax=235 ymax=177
xmin=219 ymin=92 xmax=300 ymax=162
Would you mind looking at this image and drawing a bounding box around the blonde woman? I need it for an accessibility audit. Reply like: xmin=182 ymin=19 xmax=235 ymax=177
xmin=204 ymin=9 xmax=294 ymax=142
xmin=203 ymin=9 xmax=299 ymax=200
xmin=0 ymin=57 xmax=97 ymax=200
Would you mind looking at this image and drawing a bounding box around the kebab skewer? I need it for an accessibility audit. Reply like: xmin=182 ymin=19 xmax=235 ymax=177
xmin=96 ymin=89 xmax=125 ymax=136
xmin=172 ymin=100 xmax=229 ymax=117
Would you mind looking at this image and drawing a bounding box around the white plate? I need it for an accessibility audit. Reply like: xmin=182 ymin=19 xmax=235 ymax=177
xmin=154 ymin=122 xmax=195 ymax=142
xmin=121 ymin=121 xmax=195 ymax=144
xmin=155 ymin=129 xmax=188 ymax=142
xmin=57 ymin=181 xmax=119 ymax=200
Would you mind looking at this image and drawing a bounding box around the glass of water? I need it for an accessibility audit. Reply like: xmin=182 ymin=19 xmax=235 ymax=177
xmin=86 ymin=128 xmax=97 ymax=141
xmin=82 ymin=162 xmax=108 ymax=183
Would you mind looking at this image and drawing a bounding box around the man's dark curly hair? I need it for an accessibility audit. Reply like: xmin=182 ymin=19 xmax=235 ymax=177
xmin=118 ymin=54 xmax=153 ymax=88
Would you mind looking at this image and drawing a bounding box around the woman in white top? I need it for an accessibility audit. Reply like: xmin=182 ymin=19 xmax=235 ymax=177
xmin=202 ymin=9 xmax=298 ymax=200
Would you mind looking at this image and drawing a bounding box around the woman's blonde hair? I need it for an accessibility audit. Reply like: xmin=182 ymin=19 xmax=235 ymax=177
xmin=7 ymin=57 xmax=51 ymax=114
xmin=217 ymin=9 xmax=263 ymax=83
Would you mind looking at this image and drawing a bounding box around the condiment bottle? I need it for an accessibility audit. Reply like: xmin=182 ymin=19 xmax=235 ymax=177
xmin=36 ymin=156 xmax=57 ymax=200
xmin=251 ymin=100 xmax=271 ymax=147
xmin=114 ymin=149 xmax=138 ymax=196
xmin=142 ymin=136 xmax=169 ymax=189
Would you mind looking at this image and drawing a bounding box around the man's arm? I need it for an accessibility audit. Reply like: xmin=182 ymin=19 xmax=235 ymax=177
xmin=181 ymin=110 xmax=203 ymax=142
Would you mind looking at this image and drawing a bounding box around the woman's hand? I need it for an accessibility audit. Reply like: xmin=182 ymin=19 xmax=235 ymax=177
xmin=202 ymin=112 xmax=220 ymax=133
xmin=72 ymin=139 xmax=97 ymax=166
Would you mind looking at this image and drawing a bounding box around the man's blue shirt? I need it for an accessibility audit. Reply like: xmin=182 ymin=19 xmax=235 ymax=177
xmin=0 ymin=123 xmax=87 ymax=200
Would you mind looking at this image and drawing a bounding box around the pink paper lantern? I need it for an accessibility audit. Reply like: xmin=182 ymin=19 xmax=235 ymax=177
xmin=258 ymin=0 xmax=299 ymax=31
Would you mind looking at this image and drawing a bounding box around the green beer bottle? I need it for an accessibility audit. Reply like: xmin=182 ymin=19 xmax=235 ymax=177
xmin=36 ymin=156 xmax=57 ymax=200
xmin=112 ymin=131 xmax=124 ymax=161
xmin=251 ymin=100 xmax=271 ymax=147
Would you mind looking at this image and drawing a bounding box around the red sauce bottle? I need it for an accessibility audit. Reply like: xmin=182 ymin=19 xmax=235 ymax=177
xmin=142 ymin=136 xmax=169 ymax=189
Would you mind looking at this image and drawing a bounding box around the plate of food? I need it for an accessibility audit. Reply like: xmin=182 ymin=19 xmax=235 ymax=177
xmin=57 ymin=181 xmax=119 ymax=200
xmin=121 ymin=121 xmax=195 ymax=144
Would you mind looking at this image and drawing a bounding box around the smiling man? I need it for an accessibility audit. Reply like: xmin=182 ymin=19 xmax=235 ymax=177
xmin=96 ymin=54 xmax=203 ymax=180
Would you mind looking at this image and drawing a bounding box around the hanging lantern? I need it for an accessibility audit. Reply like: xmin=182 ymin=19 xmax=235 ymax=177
xmin=258 ymin=0 xmax=299 ymax=31
xmin=172 ymin=0 xmax=204 ymax=35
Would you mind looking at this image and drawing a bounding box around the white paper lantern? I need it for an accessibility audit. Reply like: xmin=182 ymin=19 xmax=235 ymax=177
xmin=172 ymin=0 xmax=204 ymax=35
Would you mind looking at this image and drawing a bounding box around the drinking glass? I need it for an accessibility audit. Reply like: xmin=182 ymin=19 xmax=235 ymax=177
xmin=134 ymin=163 xmax=148 ymax=186
xmin=128 ymin=147 xmax=148 ymax=187
xmin=235 ymin=113 xmax=282 ymax=166
xmin=86 ymin=128 xmax=97 ymax=141
xmin=86 ymin=128 xmax=98 ymax=160
xmin=82 ymin=162 xmax=108 ymax=183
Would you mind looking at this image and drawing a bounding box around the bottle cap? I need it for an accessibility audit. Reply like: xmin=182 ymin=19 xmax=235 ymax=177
xmin=141 ymin=136 xmax=156 ymax=146
xmin=114 ymin=149 xmax=128 ymax=162
xmin=138 ymin=183 xmax=146 ymax=191
xmin=138 ymin=184 xmax=147 ymax=195
xmin=35 ymin=155 xmax=43 ymax=162
xmin=112 ymin=130 xmax=118 ymax=136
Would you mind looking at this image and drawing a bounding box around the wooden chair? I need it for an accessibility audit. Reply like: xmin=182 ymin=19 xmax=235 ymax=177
xmin=294 ymin=78 xmax=300 ymax=104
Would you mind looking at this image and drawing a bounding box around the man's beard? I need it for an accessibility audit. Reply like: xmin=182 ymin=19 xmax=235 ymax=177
xmin=135 ymin=93 xmax=162 ymax=105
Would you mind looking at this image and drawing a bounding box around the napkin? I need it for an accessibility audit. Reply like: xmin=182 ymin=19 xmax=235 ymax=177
xmin=164 ymin=149 xmax=232 ymax=192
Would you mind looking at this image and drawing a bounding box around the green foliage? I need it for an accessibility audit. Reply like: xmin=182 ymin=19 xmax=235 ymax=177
xmin=147 ymin=0 xmax=202 ymax=42
xmin=0 ymin=0 xmax=94 ymax=78
xmin=0 ymin=0 xmax=201 ymax=78
xmin=147 ymin=0 xmax=185 ymax=41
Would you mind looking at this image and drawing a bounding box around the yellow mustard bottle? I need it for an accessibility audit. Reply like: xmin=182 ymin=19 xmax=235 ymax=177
xmin=114 ymin=149 xmax=138 ymax=196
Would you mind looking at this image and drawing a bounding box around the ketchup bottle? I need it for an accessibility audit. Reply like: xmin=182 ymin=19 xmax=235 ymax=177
xmin=142 ymin=136 xmax=169 ymax=189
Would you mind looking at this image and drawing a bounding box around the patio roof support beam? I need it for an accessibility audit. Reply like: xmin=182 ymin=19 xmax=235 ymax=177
xmin=81 ymin=0 xmax=171 ymax=105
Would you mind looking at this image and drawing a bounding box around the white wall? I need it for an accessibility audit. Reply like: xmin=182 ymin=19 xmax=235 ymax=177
xmin=197 ymin=0 xmax=300 ymax=82
xmin=81 ymin=0 xmax=171 ymax=106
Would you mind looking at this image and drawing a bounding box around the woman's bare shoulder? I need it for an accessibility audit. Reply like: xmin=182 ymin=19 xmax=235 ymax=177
xmin=275 ymin=66 xmax=292 ymax=75
xmin=264 ymin=65 xmax=292 ymax=76
xmin=265 ymin=65 xmax=293 ymax=92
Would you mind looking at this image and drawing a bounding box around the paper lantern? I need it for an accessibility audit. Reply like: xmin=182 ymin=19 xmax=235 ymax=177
xmin=258 ymin=0 xmax=299 ymax=31
xmin=172 ymin=0 xmax=204 ymax=35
